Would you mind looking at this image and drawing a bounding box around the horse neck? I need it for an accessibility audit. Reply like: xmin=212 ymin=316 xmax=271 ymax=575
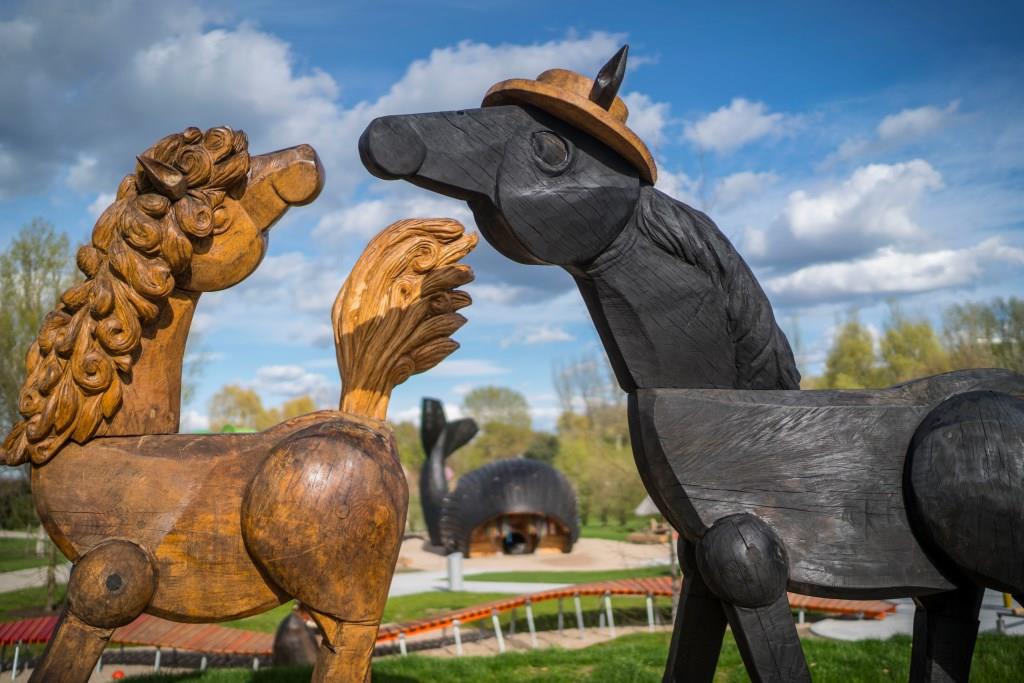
xmin=102 ymin=289 xmax=200 ymax=437
xmin=570 ymin=188 xmax=800 ymax=393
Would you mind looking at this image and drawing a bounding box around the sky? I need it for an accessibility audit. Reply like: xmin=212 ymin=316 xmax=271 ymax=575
xmin=1 ymin=1 xmax=1022 ymax=431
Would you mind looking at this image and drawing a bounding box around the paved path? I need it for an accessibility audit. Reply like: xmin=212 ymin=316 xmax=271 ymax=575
xmin=811 ymin=590 xmax=1022 ymax=640
xmin=389 ymin=569 xmax=572 ymax=597
xmin=0 ymin=564 xmax=69 ymax=593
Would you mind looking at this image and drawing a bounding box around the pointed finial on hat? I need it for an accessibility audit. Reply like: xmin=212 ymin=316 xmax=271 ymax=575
xmin=589 ymin=45 xmax=628 ymax=110
xmin=137 ymin=155 xmax=188 ymax=200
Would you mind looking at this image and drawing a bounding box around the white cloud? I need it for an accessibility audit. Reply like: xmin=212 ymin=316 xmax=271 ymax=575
xmin=766 ymin=237 xmax=1024 ymax=304
xmin=314 ymin=195 xmax=472 ymax=243
xmin=500 ymin=325 xmax=575 ymax=347
xmin=877 ymin=100 xmax=960 ymax=142
xmin=828 ymin=100 xmax=961 ymax=163
xmin=251 ymin=364 xmax=332 ymax=402
xmin=621 ymin=92 xmax=671 ymax=147
xmin=747 ymin=160 xmax=943 ymax=266
xmin=684 ymin=98 xmax=792 ymax=153
xmin=785 ymin=160 xmax=941 ymax=242
xmin=714 ymin=171 xmax=779 ymax=210
xmin=87 ymin=192 xmax=115 ymax=219
xmin=655 ymin=168 xmax=701 ymax=206
xmin=430 ymin=358 xmax=507 ymax=377
xmin=180 ymin=409 xmax=210 ymax=433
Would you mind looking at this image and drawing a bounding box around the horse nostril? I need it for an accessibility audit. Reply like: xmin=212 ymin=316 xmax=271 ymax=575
xmin=359 ymin=116 xmax=426 ymax=180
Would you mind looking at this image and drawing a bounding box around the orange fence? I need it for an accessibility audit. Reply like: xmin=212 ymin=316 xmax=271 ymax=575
xmin=376 ymin=576 xmax=896 ymax=643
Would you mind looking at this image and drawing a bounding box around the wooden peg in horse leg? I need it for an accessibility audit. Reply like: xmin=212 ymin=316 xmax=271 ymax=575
xmin=663 ymin=538 xmax=728 ymax=683
xmin=696 ymin=514 xmax=810 ymax=683
xmin=31 ymin=540 xmax=156 ymax=683
xmin=909 ymin=585 xmax=985 ymax=683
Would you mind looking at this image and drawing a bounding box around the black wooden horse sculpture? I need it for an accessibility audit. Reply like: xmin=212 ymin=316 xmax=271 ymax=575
xmin=359 ymin=46 xmax=1024 ymax=683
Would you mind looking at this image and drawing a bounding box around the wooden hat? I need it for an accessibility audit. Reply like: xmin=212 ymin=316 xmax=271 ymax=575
xmin=482 ymin=45 xmax=657 ymax=184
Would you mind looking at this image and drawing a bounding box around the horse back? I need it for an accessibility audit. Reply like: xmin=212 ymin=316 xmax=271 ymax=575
xmin=631 ymin=368 xmax=1024 ymax=599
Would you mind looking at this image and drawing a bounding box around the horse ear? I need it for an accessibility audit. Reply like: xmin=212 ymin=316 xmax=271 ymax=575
xmin=589 ymin=45 xmax=629 ymax=110
xmin=137 ymin=155 xmax=188 ymax=200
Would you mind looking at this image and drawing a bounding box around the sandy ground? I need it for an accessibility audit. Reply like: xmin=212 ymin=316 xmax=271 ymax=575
xmin=396 ymin=536 xmax=673 ymax=573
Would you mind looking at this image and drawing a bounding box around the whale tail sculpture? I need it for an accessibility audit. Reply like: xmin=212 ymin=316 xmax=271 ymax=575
xmin=4 ymin=126 xmax=475 ymax=683
xmin=359 ymin=47 xmax=1024 ymax=683
xmin=419 ymin=398 xmax=478 ymax=547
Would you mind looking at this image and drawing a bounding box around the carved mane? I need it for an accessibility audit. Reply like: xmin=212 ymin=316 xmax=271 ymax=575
xmin=636 ymin=186 xmax=801 ymax=390
xmin=2 ymin=127 xmax=250 ymax=465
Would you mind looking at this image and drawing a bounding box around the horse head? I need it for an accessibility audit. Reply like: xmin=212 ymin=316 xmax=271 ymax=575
xmin=359 ymin=49 xmax=800 ymax=394
xmin=2 ymin=126 xmax=325 ymax=465
xmin=359 ymin=46 xmax=651 ymax=268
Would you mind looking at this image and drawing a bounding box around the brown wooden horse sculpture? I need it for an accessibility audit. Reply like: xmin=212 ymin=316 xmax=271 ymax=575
xmin=1 ymin=126 xmax=476 ymax=682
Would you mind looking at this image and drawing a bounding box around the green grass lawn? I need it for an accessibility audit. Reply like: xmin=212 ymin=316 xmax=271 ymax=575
xmin=466 ymin=565 xmax=670 ymax=584
xmin=124 ymin=631 xmax=1024 ymax=682
xmin=0 ymin=582 xmax=66 ymax=621
xmin=0 ymin=537 xmax=65 ymax=573
xmin=579 ymin=523 xmax=650 ymax=542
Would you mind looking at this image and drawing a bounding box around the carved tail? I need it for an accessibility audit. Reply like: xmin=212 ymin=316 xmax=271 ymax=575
xmin=334 ymin=219 xmax=477 ymax=421
xmin=419 ymin=398 xmax=478 ymax=546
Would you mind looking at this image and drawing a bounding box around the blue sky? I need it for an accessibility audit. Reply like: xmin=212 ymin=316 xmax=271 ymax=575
xmin=1 ymin=1 xmax=1022 ymax=430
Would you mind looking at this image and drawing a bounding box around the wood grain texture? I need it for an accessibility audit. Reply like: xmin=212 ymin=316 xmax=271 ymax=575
xmin=335 ymin=220 xmax=476 ymax=420
xmin=7 ymin=125 xmax=477 ymax=681
xmin=356 ymin=44 xmax=1024 ymax=683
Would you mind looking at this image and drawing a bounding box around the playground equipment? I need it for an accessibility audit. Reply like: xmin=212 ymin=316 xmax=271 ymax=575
xmin=360 ymin=46 xmax=1024 ymax=683
xmin=419 ymin=398 xmax=579 ymax=556
xmin=1 ymin=126 xmax=476 ymax=682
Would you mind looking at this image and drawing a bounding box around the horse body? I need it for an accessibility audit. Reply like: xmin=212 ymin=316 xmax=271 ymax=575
xmin=4 ymin=125 xmax=476 ymax=682
xmin=359 ymin=49 xmax=1024 ymax=682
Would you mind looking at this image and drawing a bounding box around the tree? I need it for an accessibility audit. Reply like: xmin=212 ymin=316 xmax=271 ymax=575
xmin=461 ymin=386 xmax=531 ymax=430
xmin=208 ymin=385 xmax=270 ymax=431
xmin=878 ymin=309 xmax=949 ymax=385
xmin=821 ymin=315 xmax=879 ymax=389
xmin=0 ymin=219 xmax=77 ymax=433
xmin=944 ymin=297 xmax=1024 ymax=373
xmin=454 ymin=386 xmax=534 ymax=472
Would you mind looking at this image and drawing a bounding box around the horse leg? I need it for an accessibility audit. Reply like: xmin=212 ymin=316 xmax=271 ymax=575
xmin=31 ymin=540 xmax=155 ymax=683
xmin=663 ymin=537 xmax=727 ymax=682
xmin=909 ymin=584 xmax=984 ymax=683
xmin=696 ymin=514 xmax=810 ymax=683
xmin=307 ymin=609 xmax=378 ymax=683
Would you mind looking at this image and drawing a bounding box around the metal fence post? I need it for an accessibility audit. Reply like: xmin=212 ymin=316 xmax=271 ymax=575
xmin=491 ymin=610 xmax=506 ymax=653
xmin=398 ymin=632 xmax=407 ymax=656
xmin=525 ymin=598 xmax=538 ymax=649
xmin=453 ymin=618 xmax=463 ymax=656
xmin=604 ymin=591 xmax=616 ymax=638
xmin=646 ymin=593 xmax=655 ymax=632
xmin=574 ymin=592 xmax=585 ymax=638
xmin=557 ymin=596 xmax=565 ymax=634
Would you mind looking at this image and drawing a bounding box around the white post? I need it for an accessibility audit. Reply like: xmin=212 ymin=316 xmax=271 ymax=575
xmin=154 ymin=647 xmax=161 ymax=672
xmin=447 ymin=552 xmax=464 ymax=591
xmin=11 ymin=642 xmax=19 ymax=680
xmin=491 ymin=610 xmax=506 ymax=653
xmin=253 ymin=656 xmax=260 ymax=671
xmin=646 ymin=593 xmax=655 ymax=632
xmin=574 ymin=592 xmax=585 ymax=638
xmin=453 ymin=618 xmax=463 ymax=656
xmin=798 ymin=608 xmax=805 ymax=625
xmin=557 ymin=597 xmax=565 ymax=634
xmin=604 ymin=592 xmax=616 ymax=638
xmin=525 ymin=599 xmax=538 ymax=649
xmin=509 ymin=607 xmax=516 ymax=635
xmin=200 ymin=655 xmax=208 ymax=671
xmin=398 ymin=632 xmax=407 ymax=656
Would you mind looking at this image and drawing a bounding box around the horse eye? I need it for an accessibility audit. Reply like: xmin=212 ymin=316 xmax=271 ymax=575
xmin=531 ymin=131 xmax=570 ymax=172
